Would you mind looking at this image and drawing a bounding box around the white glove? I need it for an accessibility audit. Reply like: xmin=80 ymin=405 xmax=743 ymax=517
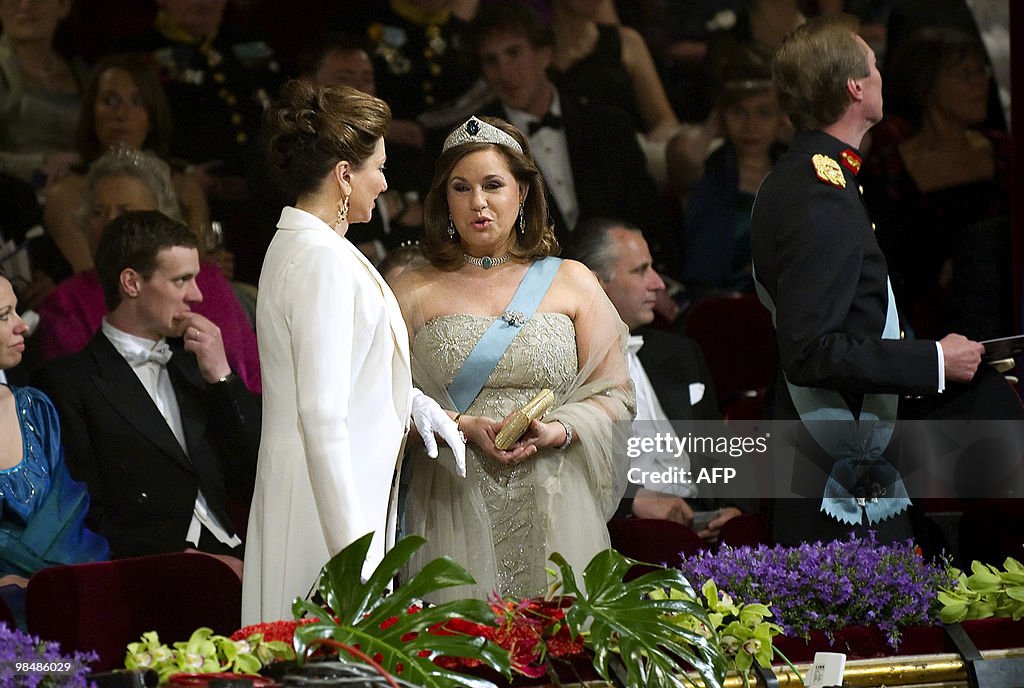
xmin=411 ymin=389 xmax=466 ymax=477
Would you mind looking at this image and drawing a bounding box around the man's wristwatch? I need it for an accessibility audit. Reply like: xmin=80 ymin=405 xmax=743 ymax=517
xmin=211 ymin=371 xmax=238 ymax=386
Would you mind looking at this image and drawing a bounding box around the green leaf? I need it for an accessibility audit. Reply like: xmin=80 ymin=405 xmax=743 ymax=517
xmin=234 ymin=654 xmax=262 ymax=674
xmin=937 ymin=591 xmax=965 ymax=606
xmin=1004 ymin=557 xmax=1024 ymax=574
xmin=968 ymin=562 xmax=1002 ymax=590
xmin=293 ymin=532 xmax=510 ymax=688
xmin=550 ymin=549 xmax=728 ymax=688
xmin=702 ymin=580 xmax=720 ymax=610
xmin=966 ymin=600 xmax=997 ymax=620
xmin=999 ymin=571 xmax=1024 ymax=585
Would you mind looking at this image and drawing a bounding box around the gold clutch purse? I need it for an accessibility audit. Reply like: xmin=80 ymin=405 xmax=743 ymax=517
xmin=494 ymin=389 xmax=555 ymax=450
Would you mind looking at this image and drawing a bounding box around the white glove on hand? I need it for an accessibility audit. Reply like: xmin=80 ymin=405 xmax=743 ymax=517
xmin=411 ymin=389 xmax=466 ymax=477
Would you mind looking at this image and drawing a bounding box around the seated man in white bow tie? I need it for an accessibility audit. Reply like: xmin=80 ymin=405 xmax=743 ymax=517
xmin=569 ymin=217 xmax=749 ymax=541
xmin=33 ymin=210 xmax=260 ymax=576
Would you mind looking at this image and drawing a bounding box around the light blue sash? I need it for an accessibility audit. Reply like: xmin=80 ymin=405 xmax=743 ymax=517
xmin=754 ymin=273 xmax=911 ymax=525
xmin=448 ymin=257 xmax=562 ymax=413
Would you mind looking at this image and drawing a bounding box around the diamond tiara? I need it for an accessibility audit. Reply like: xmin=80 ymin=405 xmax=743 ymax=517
xmin=442 ymin=116 xmax=524 ymax=155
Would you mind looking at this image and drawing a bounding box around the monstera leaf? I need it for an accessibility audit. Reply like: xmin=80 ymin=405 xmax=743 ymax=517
xmin=550 ymin=550 xmax=728 ymax=688
xmin=292 ymin=533 xmax=511 ymax=688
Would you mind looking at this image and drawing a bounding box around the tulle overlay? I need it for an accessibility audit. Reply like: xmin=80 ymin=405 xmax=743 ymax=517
xmin=399 ymin=270 xmax=634 ymax=602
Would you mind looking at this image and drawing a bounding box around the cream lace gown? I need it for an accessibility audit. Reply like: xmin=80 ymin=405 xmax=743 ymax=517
xmin=403 ymin=312 xmax=626 ymax=602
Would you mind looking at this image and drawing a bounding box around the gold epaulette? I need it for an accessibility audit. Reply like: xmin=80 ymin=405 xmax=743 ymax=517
xmin=812 ymin=154 xmax=846 ymax=189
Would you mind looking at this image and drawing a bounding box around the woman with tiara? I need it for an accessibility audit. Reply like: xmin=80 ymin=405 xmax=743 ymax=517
xmin=392 ymin=116 xmax=634 ymax=601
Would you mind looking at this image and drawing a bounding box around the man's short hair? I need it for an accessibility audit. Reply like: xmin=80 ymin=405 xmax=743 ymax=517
xmin=469 ymin=0 xmax=554 ymax=57
xmin=567 ymin=217 xmax=641 ymax=282
xmin=294 ymin=31 xmax=374 ymax=80
xmin=772 ymin=14 xmax=867 ymax=131
xmin=95 ymin=210 xmax=197 ymax=311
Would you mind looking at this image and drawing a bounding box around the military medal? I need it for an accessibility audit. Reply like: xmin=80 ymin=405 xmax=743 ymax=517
xmin=812 ymin=154 xmax=846 ymax=189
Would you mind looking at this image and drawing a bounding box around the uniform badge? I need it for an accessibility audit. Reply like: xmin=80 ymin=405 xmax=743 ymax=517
xmin=840 ymin=148 xmax=862 ymax=174
xmin=812 ymin=154 xmax=846 ymax=189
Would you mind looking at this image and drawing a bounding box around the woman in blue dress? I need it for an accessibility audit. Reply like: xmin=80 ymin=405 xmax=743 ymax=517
xmin=0 ymin=273 xmax=108 ymax=627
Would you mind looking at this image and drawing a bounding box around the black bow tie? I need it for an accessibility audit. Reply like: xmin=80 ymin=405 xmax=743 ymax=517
xmin=527 ymin=113 xmax=564 ymax=135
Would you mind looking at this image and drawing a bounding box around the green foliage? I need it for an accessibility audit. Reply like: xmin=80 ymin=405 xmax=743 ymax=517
xmin=125 ymin=627 xmax=293 ymax=683
xmin=939 ymin=557 xmax=1024 ymax=623
xmin=654 ymin=580 xmax=796 ymax=688
xmin=292 ymin=532 xmax=511 ymax=688
xmin=549 ymin=549 xmax=728 ymax=688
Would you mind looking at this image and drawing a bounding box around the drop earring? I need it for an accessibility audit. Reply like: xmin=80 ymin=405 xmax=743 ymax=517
xmin=336 ymin=193 xmax=349 ymax=226
xmin=517 ymin=203 xmax=526 ymax=238
xmin=447 ymin=216 xmax=456 ymax=240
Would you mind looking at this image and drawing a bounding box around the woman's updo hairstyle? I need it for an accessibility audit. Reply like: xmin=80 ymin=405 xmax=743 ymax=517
xmin=263 ymin=79 xmax=391 ymax=203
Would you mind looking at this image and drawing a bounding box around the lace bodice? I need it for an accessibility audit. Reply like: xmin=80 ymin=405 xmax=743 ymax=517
xmin=410 ymin=312 xmax=578 ymax=598
xmin=414 ymin=312 xmax=577 ymax=403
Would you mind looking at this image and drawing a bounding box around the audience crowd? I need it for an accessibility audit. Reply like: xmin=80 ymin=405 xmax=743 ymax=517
xmin=0 ymin=0 xmax=1019 ymax=636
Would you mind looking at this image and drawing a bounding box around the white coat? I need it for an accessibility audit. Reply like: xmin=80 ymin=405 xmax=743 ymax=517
xmin=241 ymin=206 xmax=412 ymax=625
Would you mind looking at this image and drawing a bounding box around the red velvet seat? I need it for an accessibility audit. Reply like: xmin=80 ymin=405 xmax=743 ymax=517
xmin=717 ymin=512 xmax=771 ymax=549
xmin=684 ymin=294 xmax=778 ymax=418
xmin=26 ymin=552 xmax=242 ymax=671
xmin=608 ymin=518 xmax=709 ymax=572
xmin=722 ymin=390 xmax=766 ymax=423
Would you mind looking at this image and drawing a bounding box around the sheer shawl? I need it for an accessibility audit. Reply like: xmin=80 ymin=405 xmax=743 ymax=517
xmin=396 ymin=262 xmax=635 ymax=601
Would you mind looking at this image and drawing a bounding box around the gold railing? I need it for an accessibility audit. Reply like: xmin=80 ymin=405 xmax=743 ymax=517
xmin=717 ymin=648 xmax=1024 ymax=687
xmin=562 ymin=648 xmax=1024 ymax=687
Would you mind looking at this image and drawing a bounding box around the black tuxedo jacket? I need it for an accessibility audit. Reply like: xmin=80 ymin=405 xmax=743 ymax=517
xmin=32 ymin=333 xmax=260 ymax=558
xmin=635 ymin=327 xmax=719 ymax=421
xmin=616 ymin=327 xmax=759 ymax=516
xmin=636 ymin=326 xmax=762 ymax=513
xmin=481 ymin=91 xmax=668 ymax=254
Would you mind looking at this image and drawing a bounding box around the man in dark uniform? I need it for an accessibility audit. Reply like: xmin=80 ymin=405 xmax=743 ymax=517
xmin=116 ymin=0 xmax=281 ymax=180
xmin=750 ymin=15 xmax=993 ymax=545
xmin=115 ymin=0 xmax=284 ymax=285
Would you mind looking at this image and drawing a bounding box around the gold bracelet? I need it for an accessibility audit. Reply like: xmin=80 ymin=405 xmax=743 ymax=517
xmin=454 ymin=413 xmax=462 ymax=430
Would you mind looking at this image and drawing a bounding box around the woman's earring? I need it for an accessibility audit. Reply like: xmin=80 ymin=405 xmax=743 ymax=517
xmin=336 ymin=193 xmax=349 ymax=226
xmin=518 ymin=203 xmax=526 ymax=238
xmin=447 ymin=216 xmax=456 ymax=240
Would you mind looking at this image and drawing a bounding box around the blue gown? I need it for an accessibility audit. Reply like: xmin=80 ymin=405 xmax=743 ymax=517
xmin=0 ymin=385 xmax=108 ymax=626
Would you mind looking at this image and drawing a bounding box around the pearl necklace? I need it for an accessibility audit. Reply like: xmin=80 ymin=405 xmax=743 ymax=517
xmin=463 ymin=253 xmax=511 ymax=269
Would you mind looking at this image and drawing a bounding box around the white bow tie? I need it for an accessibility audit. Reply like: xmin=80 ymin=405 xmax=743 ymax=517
xmin=123 ymin=341 xmax=172 ymax=367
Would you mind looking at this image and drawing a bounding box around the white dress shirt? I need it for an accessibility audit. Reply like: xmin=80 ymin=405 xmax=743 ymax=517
xmin=627 ymin=335 xmax=698 ymax=498
xmin=101 ymin=319 xmax=240 ymax=549
xmin=504 ymin=94 xmax=579 ymax=231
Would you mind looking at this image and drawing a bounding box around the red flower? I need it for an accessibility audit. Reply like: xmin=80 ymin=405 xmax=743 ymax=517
xmin=545 ymin=626 xmax=586 ymax=658
xmin=230 ymin=618 xmax=319 ymax=644
xmin=380 ymin=604 xmax=424 ymax=631
xmin=429 ymin=596 xmax=581 ymax=677
xmin=431 ymin=617 xmax=495 ymax=640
